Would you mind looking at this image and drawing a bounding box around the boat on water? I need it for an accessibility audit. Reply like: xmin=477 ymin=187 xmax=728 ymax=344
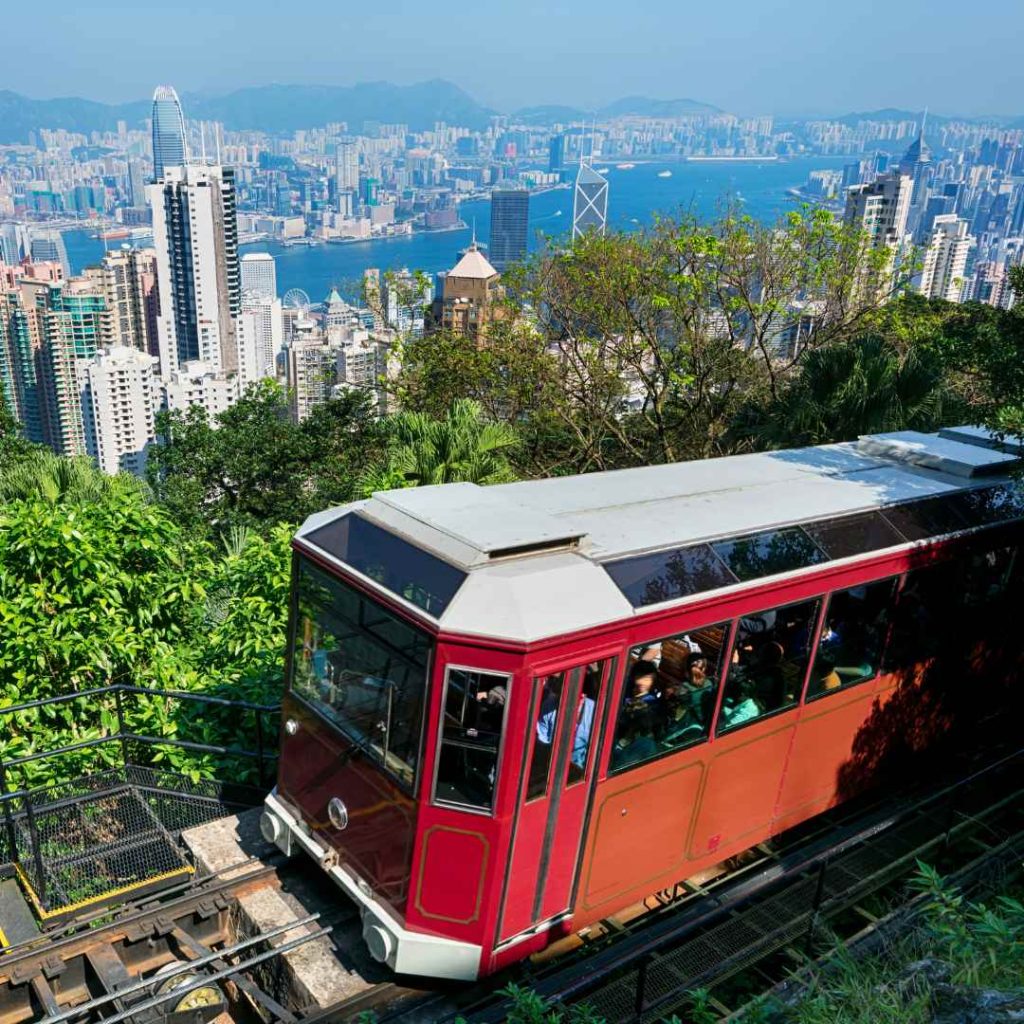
xmin=93 ymin=227 xmax=131 ymax=240
xmin=616 ymin=162 xmax=636 ymax=170
xmin=596 ymin=167 xmax=610 ymax=174
xmin=658 ymin=170 xmax=673 ymax=178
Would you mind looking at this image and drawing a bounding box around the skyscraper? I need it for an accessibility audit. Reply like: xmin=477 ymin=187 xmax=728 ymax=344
xmin=572 ymin=164 xmax=609 ymax=239
xmin=844 ymin=171 xmax=912 ymax=298
xmin=83 ymin=248 xmax=160 ymax=354
xmin=240 ymin=252 xmax=278 ymax=300
xmin=843 ymin=172 xmax=912 ymax=250
xmin=151 ymin=85 xmax=187 ymax=181
xmin=29 ymin=231 xmax=71 ymax=279
xmin=549 ymin=134 xmax=566 ymax=173
xmin=336 ymin=138 xmax=359 ymax=191
xmin=918 ymin=215 xmax=974 ymax=302
xmin=147 ymin=164 xmax=240 ymax=377
xmin=489 ymin=189 xmax=529 ymax=272
xmin=81 ymin=345 xmax=159 ymax=476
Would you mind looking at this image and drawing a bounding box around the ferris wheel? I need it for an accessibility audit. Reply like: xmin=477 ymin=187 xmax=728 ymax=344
xmin=283 ymin=288 xmax=311 ymax=317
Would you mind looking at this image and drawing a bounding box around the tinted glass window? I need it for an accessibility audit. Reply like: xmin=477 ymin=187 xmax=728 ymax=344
xmin=527 ymin=672 xmax=566 ymax=801
xmin=434 ymin=669 xmax=510 ymax=812
xmin=885 ymin=561 xmax=961 ymax=666
xmin=610 ymin=624 xmax=729 ymax=774
xmin=718 ymin=598 xmax=821 ymax=733
xmin=954 ymin=485 xmax=1024 ymax=527
xmin=805 ymin=513 xmax=907 ymax=560
xmin=291 ymin=558 xmax=432 ymax=788
xmin=567 ymin=662 xmax=605 ymax=786
xmin=808 ymin=579 xmax=898 ymax=700
xmin=882 ymin=496 xmax=970 ymax=542
xmin=605 ymin=545 xmax=737 ymax=607
xmin=713 ymin=528 xmax=827 ymax=582
xmin=305 ymin=513 xmax=466 ymax=616
xmin=961 ymin=546 xmax=1019 ymax=607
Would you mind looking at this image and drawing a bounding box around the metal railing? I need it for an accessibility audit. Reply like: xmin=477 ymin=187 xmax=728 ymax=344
xmin=0 ymin=684 xmax=282 ymax=919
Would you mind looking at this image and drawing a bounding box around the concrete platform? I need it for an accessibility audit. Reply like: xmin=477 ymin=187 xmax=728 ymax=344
xmin=183 ymin=809 xmax=389 ymax=1012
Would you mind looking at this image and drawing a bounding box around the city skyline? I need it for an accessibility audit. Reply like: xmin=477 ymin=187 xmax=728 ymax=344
xmin=3 ymin=0 xmax=1024 ymax=119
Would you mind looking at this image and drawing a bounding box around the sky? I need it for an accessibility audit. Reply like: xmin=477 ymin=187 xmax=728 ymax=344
xmin=4 ymin=0 xmax=1023 ymax=118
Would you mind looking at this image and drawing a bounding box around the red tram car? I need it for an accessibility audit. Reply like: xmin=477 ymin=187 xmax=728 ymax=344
xmin=260 ymin=428 xmax=1024 ymax=980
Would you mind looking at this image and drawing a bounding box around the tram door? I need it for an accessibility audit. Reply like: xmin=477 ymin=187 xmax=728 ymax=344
xmin=499 ymin=657 xmax=612 ymax=943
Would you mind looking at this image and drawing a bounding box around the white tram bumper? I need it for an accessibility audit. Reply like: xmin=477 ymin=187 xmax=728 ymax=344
xmin=261 ymin=790 xmax=483 ymax=981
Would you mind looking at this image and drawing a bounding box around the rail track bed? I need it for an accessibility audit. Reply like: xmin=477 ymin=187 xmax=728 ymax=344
xmin=382 ymin=748 xmax=1024 ymax=1024
xmin=5 ymin=749 xmax=1024 ymax=1024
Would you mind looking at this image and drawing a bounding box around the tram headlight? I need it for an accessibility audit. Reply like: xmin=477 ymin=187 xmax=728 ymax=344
xmin=327 ymin=797 xmax=349 ymax=830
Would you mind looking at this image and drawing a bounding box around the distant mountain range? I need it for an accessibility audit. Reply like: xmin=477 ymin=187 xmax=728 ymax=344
xmin=0 ymin=81 xmax=496 ymax=143
xmin=0 ymin=85 xmax=1013 ymax=144
xmin=514 ymin=96 xmax=721 ymax=124
xmin=0 ymin=83 xmax=726 ymax=143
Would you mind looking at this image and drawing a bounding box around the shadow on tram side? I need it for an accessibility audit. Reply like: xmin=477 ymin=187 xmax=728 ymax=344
xmin=834 ymin=539 xmax=1024 ymax=804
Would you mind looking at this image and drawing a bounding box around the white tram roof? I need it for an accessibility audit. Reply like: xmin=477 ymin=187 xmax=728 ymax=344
xmin=296 ymin=429 xmax=1023 ymax=643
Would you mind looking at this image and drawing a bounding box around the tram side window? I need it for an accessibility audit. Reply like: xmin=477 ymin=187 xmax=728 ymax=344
xmin=610 ymin=624 xmax=729 ymax=774
xmin=808 ymin=579 xmax=898 ymax=700
xmin=885 ymin=561 xmax=961 ymax=668
xmin=961 ymin=546 xmax=1019 ymax=607
xmin=527 ymin=672 xmax=567 ymax=800
xmin=717 ymin=598 xmax=821 ymax=734
xmin=434 ymin=669 xmax=510 ymax=812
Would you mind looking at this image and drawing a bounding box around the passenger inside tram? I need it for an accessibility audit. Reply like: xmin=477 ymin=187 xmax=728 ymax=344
xmin=719 ymin=598 xmax=820 ymax=731
xmin=610 ymin=624 xmax=728 ymax=771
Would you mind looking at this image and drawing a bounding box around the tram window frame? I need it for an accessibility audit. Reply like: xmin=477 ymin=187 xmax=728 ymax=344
xmin=716 ymin=596 xmax=824 ymax=736
xmin=289 ymin=556 xmax=433 ymax=791
xmin=608 ymin=622 xmax=732 ymax=776
xmin=432 ymin=666 xmax=513 ymax=815
xmin=805 ymin=577 xmax=899 ymax=703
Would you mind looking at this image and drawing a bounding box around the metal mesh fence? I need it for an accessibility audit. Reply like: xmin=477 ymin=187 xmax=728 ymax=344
xmin=0 ymin=686 xmax=279 ymax=924
xmin=2 ymin=764 xmax=261 ymax=920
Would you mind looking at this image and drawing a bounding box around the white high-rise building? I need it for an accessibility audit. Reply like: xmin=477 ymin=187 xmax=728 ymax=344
xmin=336 ymin=138 xmax=359 ymax=191
xmin=161 ymin=361 xmax=239 ymax=418
xmin=240 ymin=252 xmax=277 ymax=300
xmin=237 ymin=290 xmax=284 ymax=388
xmin=147 ymin=164 xmax=240 ymax=378
xmin=844 ymin=172 xmax=913 ymax=298
xmin=844 ymin=172 xmax=912 ymax=250
xmin=81 ymin=346 xmax=159 ymax=476
xmin=918 ymin=215 xmax=974 ymax=303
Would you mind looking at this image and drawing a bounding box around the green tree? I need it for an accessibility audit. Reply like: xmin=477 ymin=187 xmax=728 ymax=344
xmin=147 ymin=380 xmax=379 ymax=534
xmin=740 ymin=335 xmax=953 ymax=448
xmin=360 ymin=399 xmax=519 ymax=494
xmin=0 ymin=487 xmax=210 ymax=701
xmin=0 ymin=449 xmax=148 ymax=504
xmin=928 ymin=266 xmax=1024 ymax=439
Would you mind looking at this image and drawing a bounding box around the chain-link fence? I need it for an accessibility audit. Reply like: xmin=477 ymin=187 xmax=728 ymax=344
xmin=0 ymin=686 xmax=280 ymax=920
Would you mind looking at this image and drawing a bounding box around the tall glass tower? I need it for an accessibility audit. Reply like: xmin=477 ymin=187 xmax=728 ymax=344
xmin=489 ymin=189 xmax=529 ymax=271
xmin=151 ymin=85 xmax=187 ymax=182
xmin=572 ymin=163 xmax=609 ymax=239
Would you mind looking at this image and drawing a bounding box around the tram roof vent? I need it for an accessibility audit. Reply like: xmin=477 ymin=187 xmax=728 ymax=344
xmin=856 ymin=430 xmax=1021 ymax=478
xmin=362 ymin=482 xmax=590 ymax=568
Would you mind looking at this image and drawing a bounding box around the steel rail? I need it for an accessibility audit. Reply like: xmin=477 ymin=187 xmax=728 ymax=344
xmin=31 ymin=914 xmax=321 ymax=1024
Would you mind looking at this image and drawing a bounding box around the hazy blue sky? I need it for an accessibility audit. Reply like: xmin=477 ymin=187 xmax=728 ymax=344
xmin=4 ymin=0 xmax=1022 ymax=117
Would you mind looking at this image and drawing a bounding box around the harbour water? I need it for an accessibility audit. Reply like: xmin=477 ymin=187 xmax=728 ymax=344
xmin=63 ymin=157 xmax=846 ymax=302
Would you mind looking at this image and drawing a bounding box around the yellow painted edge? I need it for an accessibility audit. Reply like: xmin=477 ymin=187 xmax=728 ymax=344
xmin=0 ymin=924 xmax=9 ymax=949
xmin=15 ymin=862 xmax=193 ymax=920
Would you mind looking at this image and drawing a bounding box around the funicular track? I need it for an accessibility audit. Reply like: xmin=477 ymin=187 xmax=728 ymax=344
xmin=0 ymin=858 xmax=339 ymax=1024
xmin=366 ymin=746 xmax=1024 ymax=1024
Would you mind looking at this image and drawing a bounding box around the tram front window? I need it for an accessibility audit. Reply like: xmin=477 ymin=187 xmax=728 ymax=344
xmin=290 ymin=558 xmax=432 ymax=788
